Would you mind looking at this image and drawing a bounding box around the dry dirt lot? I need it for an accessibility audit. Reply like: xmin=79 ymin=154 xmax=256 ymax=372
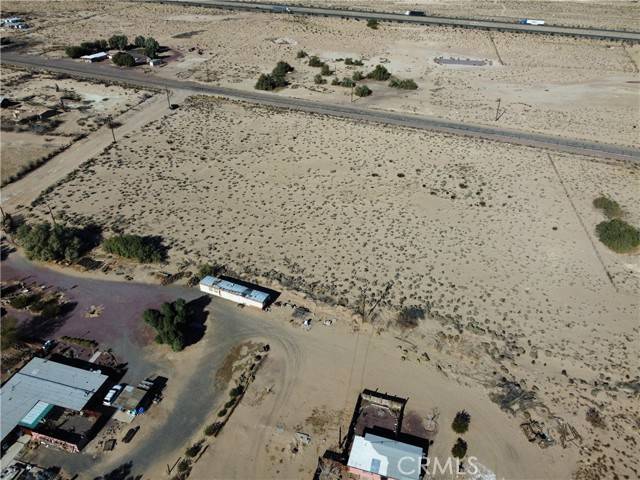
xmin=0 ymin=67 xmax=152 ymax=185
xmin=2 ymin=1 xmax=639 ymax=147
xmin=25 ymin=96 xmax=640 ymax=478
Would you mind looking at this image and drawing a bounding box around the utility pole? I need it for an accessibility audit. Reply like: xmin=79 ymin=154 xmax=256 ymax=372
xmin=107 ymin=115 xmax=116 ymax=143
xmin=495 ymin=98 xmax=506 ymax=121
xmin=165 ymin=88 xmax=172 ymax=109
xmin=44 ymin=202 xmax=57 ymax=226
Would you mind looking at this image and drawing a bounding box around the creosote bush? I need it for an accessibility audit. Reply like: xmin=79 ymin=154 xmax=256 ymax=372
xmin=389 ymin=78 xmax=418 ymax=90
xmin=367 ymin=64 xmax=391 ymax=81
xmin=308 ymin=55 xmax=324 ymax=67
xmin=593 ymin=196 xmax=622 ymax=219
xmin=367 ymin=19 xmax=379 ymax=29
xmin=596 ymin=218 xmax=640 ymax=253
xmin=352 ymin=71 xmax=364 ymax=81
xmin=320 ymin=63 xmax=332 ymax=76
xmin=451 ymin=438 xmax=468 ymax=459
xmin=354 ymin=85 xmax=372 ymax=97
xmin=296 ymin=49 xmax=307 ymax=58
xmin=314 ymin=74 xmax=327 ymax=85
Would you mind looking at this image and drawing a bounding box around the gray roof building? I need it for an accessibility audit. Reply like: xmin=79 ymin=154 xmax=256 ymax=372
xmin=0 ymin=358 xmax=108 ymax=441
xmin=347 ymin=433 xmax=424 ymax=480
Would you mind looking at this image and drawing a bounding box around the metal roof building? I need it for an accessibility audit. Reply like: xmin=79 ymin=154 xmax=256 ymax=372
xmin=347 ymin=433 xmax=424 ymax=480
xmin=199 ymin=275 xmax=270 ymax=309
xmin=0 ymin=358 xmax=108 ymax=442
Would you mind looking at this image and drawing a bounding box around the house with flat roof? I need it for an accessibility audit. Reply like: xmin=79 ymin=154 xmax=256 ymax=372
xmin=347 ymin=433 xmax=423 ymax=480
xmin=0 ymin=358 xmax=108 ymax=451
xmin=199 ymin=275 xmax=270 ymax=309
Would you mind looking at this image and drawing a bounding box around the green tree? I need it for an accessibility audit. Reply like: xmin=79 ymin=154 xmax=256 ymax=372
xmin=352 ymin=71 xmax=364 ymax=81
xmin=108 ymin=34 xmax=128 ymax=50
xmin=452 ymin=438 xmax=468 ymax=459
xmin=272 ymin=61 xmax=294 ymax=77
xmin=144 ymin=37 xmax=160 ymax=58
xmin=314 ymin=74 xmax=326 ymax=85
xmin=296 ymin=49 xmax=307 ymax=59
xmin=102 ymin=234 xmax=165 ymax=262
xmin=354 ymin=85 xmax=372 ymax=97
xmin=308 ymin=56 xmax=324 ymax=67
xmin=65 ymin=45 xmax=89 ymax=58
xmin=367 ymin=19 xmax=379 ymax=29
xmin=112 ymin=52 xmax=136 ymax=67
xmin=1 ymin=317 xmax=20 ymax=350
xmin=134 ymin=35 xmax=146 ymax=48
xmin=452 ymin=410 xmax=471 ymax=434
xmin=367 ymin=64 xmax=391 ymax=81
xmin=593 ymin=196 xmax=622 ymax=219
xmin=320 ymin=63 xmax=332 ymax=76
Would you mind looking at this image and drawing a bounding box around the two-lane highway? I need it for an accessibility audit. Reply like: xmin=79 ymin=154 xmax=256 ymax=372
xmin=2 ymin=53 xmax=639 ymax=162
xmin=136 ymin=0 xmax=640 ymax=43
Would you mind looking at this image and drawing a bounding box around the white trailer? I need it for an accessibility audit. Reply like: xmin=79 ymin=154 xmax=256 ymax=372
xmin=519 ymin=19 xmax=545 ymax=25
xmin=199 ymin=275 xmax=270 ymax=309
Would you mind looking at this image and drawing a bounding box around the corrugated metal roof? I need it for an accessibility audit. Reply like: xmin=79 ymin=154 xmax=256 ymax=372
xmin=347 ymin=433 xmax=423 ymax=480
xmin=80 ymin=52 xmax=107 ymax=60
xmin=200 ymin=276 xmax=270 ymax=303
xmin=0 ymin=358 xmax=108 ymax=441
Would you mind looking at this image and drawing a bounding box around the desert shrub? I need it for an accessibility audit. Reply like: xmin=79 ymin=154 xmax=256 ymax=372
xmin=185 ymin=443 xmax=201 ymax=458
xmin=9 ymin=293 xmax=40 ymax=309
xmin=308 ymin=56 xmax=324 ymax=67
xmin=134 ymin=35 xmax=146 ymax=48
xmin=204 ymin=422 xmax=222 ymax=436
xmin=389 ymin=78 xmax=418 ymax=90
xmin=198 ymin=263 xmax=224 ymax=278
xmin=596 ymin=219 xmax=640 ymax=253
xmin=367 ymin=64 xmax=391 ymax=81
xmin=352 ymin=71 xmax=364 ymax=81
xmin=102 ymin=234 xmax=165 ymax=262
xmin=340 ymin=77 xmax=355 ymax=87
xmin=255 ymin=73 xmax=287 ymax=90
xmin=16 ymin=222 xmax=90 ymax=262
xmin=451 ymin=438 xmax=468 ymax=459
xmin=143 ymin=298 xmax=188 ymax=351
xmin=144 ymin=37 xmax=160 ymax=58
xmin=296 ymin=49 xmax=307 ymax=58
xmin=230 ymin=385 xmax=245 ymax=397
xmin=586 ymin=407 xmax=606 ymax=428
xmin=65 ymin=45 xmax=89 ymax=58
xmin=396 ymin=305 xmax=425 ymax=329
xmin=345 ymin=58 xmax=364 ymax=66
xmin=1 ymin=317 xmax=20 ymax=350
xmin=354 ymin=85 xmax=372 ymax=97
xmin=320 ymin=63 xmax=332 ymax=76
xmin=367 ymin=19 xmax=379 ymax=29
xmin=218 ymin=408 xmax=227 ymax=417
xmin=108 ymin=34 xmax=128 ymax=50
xmin=593 ymin=196 xmax=622 ymax=219
xmin=331 ymin=77 xmax=341 ymax=86
xmin=452 ymin=410 xmax=471 ymax=434
xmin=314 ymin=74 xmax=327 ymax=85
xmin=177 ymin=460 xmax=190 ymax=473
xmin=112 ymin=52 xmax=135 ymax=67
xmin=272 ymin=61 xmax=294 ymax=77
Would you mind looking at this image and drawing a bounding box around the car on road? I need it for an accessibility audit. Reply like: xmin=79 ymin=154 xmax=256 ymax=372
xmin=103 ymin=384 xmax=124 ymax=406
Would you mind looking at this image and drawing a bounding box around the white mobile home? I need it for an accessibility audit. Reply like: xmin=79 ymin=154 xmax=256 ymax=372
xmin=199 ymin=276 xmax=270 ymax=309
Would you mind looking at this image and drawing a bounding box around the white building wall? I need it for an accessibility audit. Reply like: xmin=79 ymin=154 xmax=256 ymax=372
xmin=199 ymin=284 xmax=265 ymax=309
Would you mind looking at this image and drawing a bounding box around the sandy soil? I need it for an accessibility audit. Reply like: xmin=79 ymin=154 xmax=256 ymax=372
xmin=2 ymin=1 xmax=638 ymax=147
xmin=20 ymin=96 xmax=639 ymax=478
xmin=0 ymin=67 xmax=152 ymax=185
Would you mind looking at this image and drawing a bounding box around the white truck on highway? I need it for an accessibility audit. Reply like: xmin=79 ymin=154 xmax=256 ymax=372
xmin=519 ymin=19 xmax=545 ymax=25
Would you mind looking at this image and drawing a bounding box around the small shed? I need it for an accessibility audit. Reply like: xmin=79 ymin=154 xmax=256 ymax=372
xmin=112 ymin=385 xmax=147 ymax=415
xmin=148 ymin=58 xmax=164 ymax=67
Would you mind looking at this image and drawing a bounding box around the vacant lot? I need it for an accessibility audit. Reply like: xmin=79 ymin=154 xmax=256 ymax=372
xmin=3 ymin=1 xmax=639 ymax=146
xmin=0 ymin=68 xmax=151 ymax=185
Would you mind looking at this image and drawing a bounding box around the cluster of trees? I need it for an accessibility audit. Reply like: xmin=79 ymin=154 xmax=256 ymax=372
xmin=64 ymin=34 xmax=160 ymax=61
xmin=255 ymin=61 xmax=294 ymax=91
xmin=451 ymin=410 xmax=472 ymax=459
xmin=15 ymin=222 xmax=90 ymax=262
xmin=102 ymin=234 xmax=165 ymax=263
xmin=143 ymin=298 xmax=189 ymax=351
xmin=344 ymin=57 xmax=364 ymax=66
xmin=65 ymin=39 xmax=108 ymax=59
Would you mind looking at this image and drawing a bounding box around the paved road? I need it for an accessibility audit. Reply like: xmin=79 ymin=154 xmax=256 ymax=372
xmin=2 ymin=53 xmax=639 ymax=162
xmin=137 ymin=0 xmax=640 ymax=43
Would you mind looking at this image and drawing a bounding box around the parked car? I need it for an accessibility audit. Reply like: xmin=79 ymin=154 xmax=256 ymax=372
xmin=103 ymin=384 xmax=124 ymax=406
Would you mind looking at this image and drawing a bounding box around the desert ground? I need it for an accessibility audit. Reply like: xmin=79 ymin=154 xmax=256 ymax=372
xmin=1 ymin=1 xmax=639 ymax=479
xmin=2 ymin=1 xmax=639 ymax=147
xmin=17 ymin=95 xmax=639 ymax=479
xmin=0 ymin=67 xmax=152 ymax=185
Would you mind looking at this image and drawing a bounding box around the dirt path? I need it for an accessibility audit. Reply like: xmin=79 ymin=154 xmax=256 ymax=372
xmin=0 ymin=92 xmax=175 ymax=209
